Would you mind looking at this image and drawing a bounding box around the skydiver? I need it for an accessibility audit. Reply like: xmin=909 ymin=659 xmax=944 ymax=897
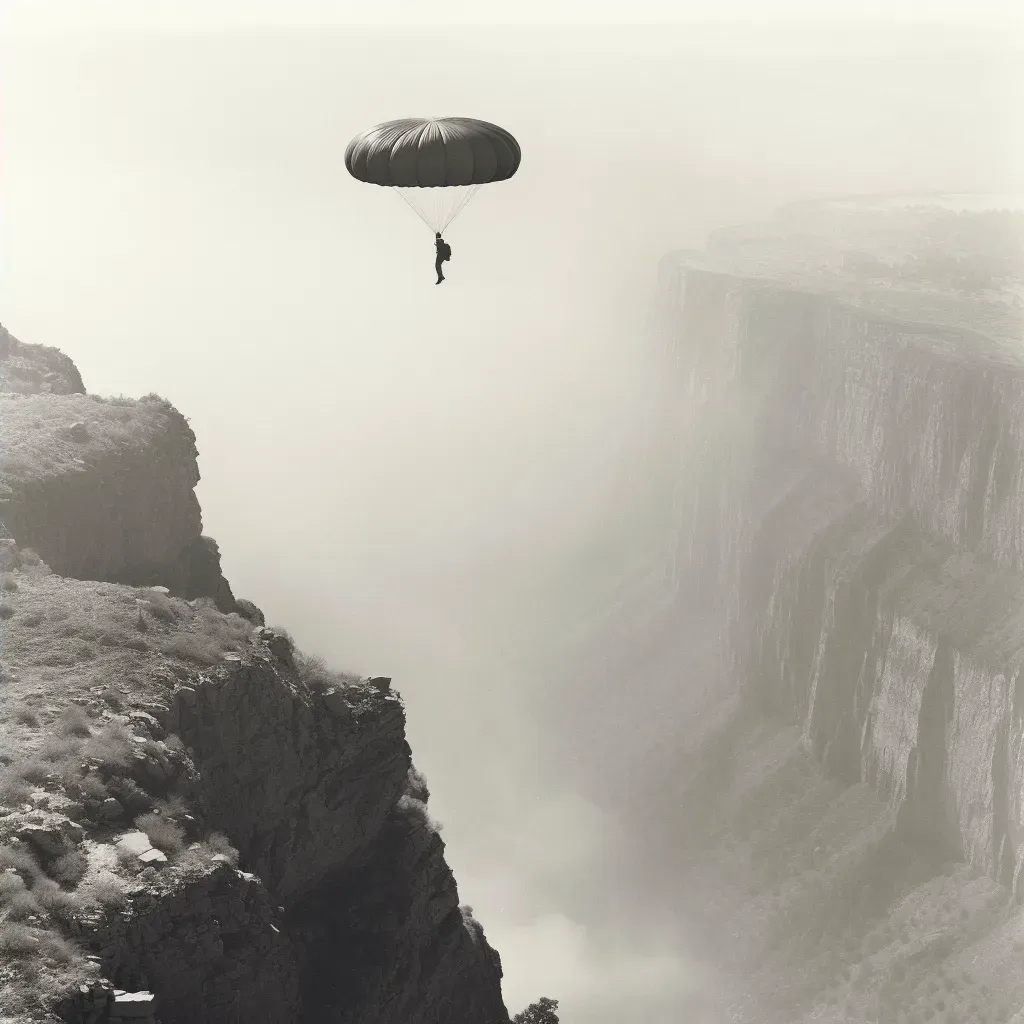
xmin=435 ymin=232 xmax=451 ymax=284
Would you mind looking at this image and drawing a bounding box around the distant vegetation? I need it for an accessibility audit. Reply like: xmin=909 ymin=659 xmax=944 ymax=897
xmin=293 ymin=648 xmax=364 ymax=692
xmin=513 ymin=997 xmax=560 ymax=1024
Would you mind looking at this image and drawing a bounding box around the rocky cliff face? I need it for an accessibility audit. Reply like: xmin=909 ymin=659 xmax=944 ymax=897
xmin=0 ymin=331 xmax=507 ymax=1024
xmin=604 ymin=200 xmax=1024 ymax=1022
xmin=0 ymin=325 xmax=239 ymax=613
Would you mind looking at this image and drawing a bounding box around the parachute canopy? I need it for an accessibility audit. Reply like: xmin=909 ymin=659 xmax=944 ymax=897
xmin=345 ymin=117 xmax=521 ymax=233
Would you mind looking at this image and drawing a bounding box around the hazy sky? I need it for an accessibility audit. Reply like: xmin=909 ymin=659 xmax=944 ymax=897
xmin=1 ymin=5 xmax=1022 ymax=1022
xmin=2 ymin=0 xmax=1022 ymax=30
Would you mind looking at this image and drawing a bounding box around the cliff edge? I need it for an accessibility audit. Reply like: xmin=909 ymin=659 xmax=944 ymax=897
xmin=0 ymin=327 xmax=508 ymax=1024
xmin=589 ymin=198 xmax=1024 ymax=1023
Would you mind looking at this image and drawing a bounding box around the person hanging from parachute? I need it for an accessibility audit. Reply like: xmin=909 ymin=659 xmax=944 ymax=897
xmin=434 ymin=232 xmax=451 ymax=284
xmin=344 ymin=117 xmax=521 ymax=285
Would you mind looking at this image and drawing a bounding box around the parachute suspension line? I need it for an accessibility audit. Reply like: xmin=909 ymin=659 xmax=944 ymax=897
xmin=438 ymin=184 xmax=481 ymax=232
xmin=394 ymin=185 xmax=482 ymax=234
xmin=395 ymin=188 xmax=433 ymax=231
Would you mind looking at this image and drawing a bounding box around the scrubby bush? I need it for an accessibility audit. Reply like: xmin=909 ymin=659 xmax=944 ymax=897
xmin=0 ymin=601 xmax=14 ymax=620
xmin=176 ymin=833 xmax=241 ymax=874
xmin=100 ymin=688 xmax=125 ymax=711
xmin=0 ymin=921 xmax=44 ymax=956
xmin=49 ymin=850 xmax=89 ymax=888
xmin=295 ymin=652 xmax=333 ymax=690
xmin=114 ymin=845 xmax=141 ymax=872
xmin=143 ymin=592 xmax=181 ymax=623
xmin=83 ymin=721 xmax=134 ymax=768
xmin=512 ymin=997 xmax=560 ymax=1024
xmin=134 ymin=812 xmax=185 ymax=856
xmin=295 ymin=650 xmax=363 ymax=692
xmin=157 ymin=633 xmax=224 ymax=666
xmin=0 ymin=921 xmax=75 ymax=964
xmin=64 ymin=770 xmax=109 ymax=803
xmin=33 ymin=878 xmax=85 ymax=925
xmin=396 ymin=793 xmax=444 ymax=834
xmin=18 ymin=756 xmax=55 ymax=785
xmin=0 ymin=770 xmax=32 ymax=806
xmin=0 ymin=842 xmax=43 ymax=880
xmin=0 ymin=872 xmax=40 ymax=920
xmin=406 ymin=766 xmax=430 ymax=804
xmin=12 ymin=703 xmax=40 ymax=727
xmin=39 ymin=734 xmax=85 ymax=764
xmin=203 ymin=832 xmax=239 ymax=863
xmin=92 ymin=876 xmax=127 ymax=909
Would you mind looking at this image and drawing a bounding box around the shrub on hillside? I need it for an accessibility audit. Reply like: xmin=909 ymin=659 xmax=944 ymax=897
xmin=0 ymin=872 xmax=40 ymax=921
xmin=396 ymin=793 xmax=443 ymax=834
xmin=0 ymin=770 xmax=32 ymax=806
xmin=83 ymin=721 xmax=134 ymax=768
xmin=91 ymin=876 xmax=127 ymax=910
xmin=55 ymin=705 xmax=93 ymax=738
xmin=405 ymin=766 xmax=430 ymax=804
xmin=134 ymin=812 xmax=185 ymax=856
xmin=12 ymin=703 xmax=40 ymax=728
xmin=295 ymin=650 xmax=363 ymax=692
xmin=512 ymin=998 xmax=560 ymax=1024
xmin=157 ymin=633 xmax=224 ymax=666
xmin=33 ymin=878 xmax=85 ymax=925
xmin=48 ymin=850 xmax=89 ymax=888
xmin=142 ymin=592 xmax=182 ymax=623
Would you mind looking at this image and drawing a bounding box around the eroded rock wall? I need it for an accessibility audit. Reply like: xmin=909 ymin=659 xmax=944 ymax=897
xmin=0 ymin=339 xmax=240 ymax=612
xmin=650 ymin=235 xmax=1024 ymax=892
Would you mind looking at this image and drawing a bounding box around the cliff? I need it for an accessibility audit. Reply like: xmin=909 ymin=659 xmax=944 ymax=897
xmin=0 ymin=328 xmax=507 ymax=1024
xmin=596 ymin=199 xmax=1024 ymax=1023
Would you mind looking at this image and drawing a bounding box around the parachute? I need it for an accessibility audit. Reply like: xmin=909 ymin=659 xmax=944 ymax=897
xmin=344 ymin=117 xmax=521 ymax=235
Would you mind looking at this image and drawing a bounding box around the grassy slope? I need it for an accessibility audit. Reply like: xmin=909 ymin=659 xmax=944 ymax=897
xmin=0 ymin=545 xmax=256 ymax=1020
xmin=0 ymin=394 xmax=179 ymax=494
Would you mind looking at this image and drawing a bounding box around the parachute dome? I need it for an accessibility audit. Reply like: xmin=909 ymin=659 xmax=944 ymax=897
xmin=344 ymin=117 xmax=521 ymax=234
xmin=344 ymin=117 xmax=521 ymax=187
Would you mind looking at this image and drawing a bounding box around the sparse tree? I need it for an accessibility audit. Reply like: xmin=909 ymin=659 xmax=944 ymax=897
xmin=512 ymin=997 xmax=559 ymax=1024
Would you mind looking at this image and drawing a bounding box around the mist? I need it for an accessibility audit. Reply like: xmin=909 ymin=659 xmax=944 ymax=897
xmin=2 ymin=8 xmax=1021 ymax=1020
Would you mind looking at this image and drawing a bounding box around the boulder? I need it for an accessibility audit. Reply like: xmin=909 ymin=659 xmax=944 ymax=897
xmin=17 ymin=818 xmax=84 ymax=861
xmin=368 ymin=675 xmax=393 ymax=695
xmin=117 ymin=832 xmax=154 ymax=858
xmin=235 ymin=597 xmax=265 ymax=626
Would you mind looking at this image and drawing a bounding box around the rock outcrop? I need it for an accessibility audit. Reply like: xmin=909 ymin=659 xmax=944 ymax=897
xmin=0 ymin=330 xmax=508 ymax=1023
xmin=0 ymin=324 xmax=85 ymax=396
xmin=0 ymin=326 xmax=241 ymax=613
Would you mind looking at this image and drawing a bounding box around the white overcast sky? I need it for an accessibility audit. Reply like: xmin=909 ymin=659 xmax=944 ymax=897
xmin=1 ymin=0 xmax=1022 ymax=32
